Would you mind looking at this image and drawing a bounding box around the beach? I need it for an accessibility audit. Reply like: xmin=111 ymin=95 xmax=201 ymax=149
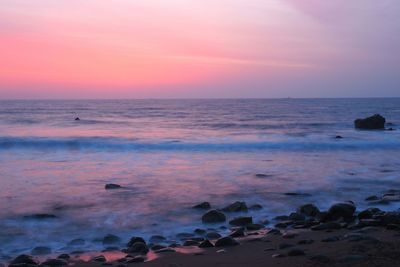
xmin=1 ymin=99 xmax=400 ymax=267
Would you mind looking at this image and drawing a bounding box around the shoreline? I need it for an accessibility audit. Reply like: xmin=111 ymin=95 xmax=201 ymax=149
xmin=7 ymin=193 xmax=400 ymax=267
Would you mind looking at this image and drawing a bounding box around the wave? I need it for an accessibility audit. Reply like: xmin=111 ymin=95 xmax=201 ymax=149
xmin=0 ymin=136 xmax=399 ymax=152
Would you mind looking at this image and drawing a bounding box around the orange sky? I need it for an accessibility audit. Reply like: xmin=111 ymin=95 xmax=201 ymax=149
xmin=1 ymin=0 xmax=399 ymax=98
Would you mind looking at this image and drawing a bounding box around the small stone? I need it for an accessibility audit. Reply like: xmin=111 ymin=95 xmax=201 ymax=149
xmin=287 ymin=249 xmax=305 ymax=256
xmin=31 ymin=246 xmax=51 ymax=255
xmin=193 ymin=202 xmax=211 ymax=210
xmin=105 ymin=184 xmax=121 ymax=190
xmin=92 ymin=256 xmax=106 ymax=262
xmin=335 ymin=135 xmax=343 ymax=139
xmin=246 ymin=223 xmax=264 ymax=231
xmin=282 ymin=233 xmax=297 ymax=239
xmin=289 ymin=212 xmax=305 ymax=221
xmin=176 ymin=232 xmax=195 ymax=240
xmin=202 ymin=210 xmax=226 ymax=223
xmin=24 ymin=214 xmax=57 ymax=220
xmin=102 ymin=234 xmax=120 ymax=245
xmin=154 ymin=248 xmax=175 ymax=253
xmin=151 ymin=244 xmax=166 ymax=250
xmin=338 ymin=254 xmax=364 ymax=263
xmin=222 ymin=201 xmax=248 ymax=212
xmin=198 ymin=239 xmax=214 ymax=248
xmin=75 ymin=117 xmax=80 ymax=121
xmin=255 ymin=173 xmax=273 ymax=178
xmin=229 ymin=216 xmax=253 ymax=226
xmin=321 ymin=236 xmax=340 ymax=242
xmin=215 ymin=236 xmax=239 ymax=247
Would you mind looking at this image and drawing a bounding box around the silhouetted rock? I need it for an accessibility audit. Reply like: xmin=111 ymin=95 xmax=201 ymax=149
xmin=230 ymin=228 xmax=245 ymax=237
xmin=335 ymin=135 xmax=343 ymax=139
xmin=327 ymin=201 xmax=356 ymax=220
xmin=215 ymin=236 xmax=239 ymax=247
xmin=298 ymin=204 xmax=320 ymax=217
xmin=201 ymin=210 xmax=226 ymax=223
xmin=102 ymin=234 xmax=120 ymax=245
xmin=354 ymin=114 xmax=385 ymax=129
xmin=206 ymin=232 xmax=221 ymax=239
xmin=126 ymin=242 xmax=149 ymax=254
xmin=222 ymin=201 xmax=248 ymax=212
xmin=198 ymin=239 xmax=214 ymax=248
xmin=24 ymin=214 xmax=57 ymax=220
xmin=229 ymin=216 xmax=252 ymax=226
xmin=75 ymin=117 xmax=80 ymax=121
xmin=127 ymin=237 xmax=146 ymax=247
xmin=105 ymin=184 xmax=121 ymax=190
xmin=126 ymin=256 xmax=145 ymax=263
xmin=10 ymin=255 xmax=38 ymax=266
xmin=192 ymin=202 xmax=211 ymax=210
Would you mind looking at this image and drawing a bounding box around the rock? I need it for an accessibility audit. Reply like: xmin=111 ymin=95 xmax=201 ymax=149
xmin=194 ymin=229 xmax=206 ymax=235
xmin=284 ymin=192 xmax=311 ymax=197
xmin=215 ymin=236 xmax=239 ymax=247
xmin=230 ymin=228 xmax=245 ymax=237
xmin=229 ymin=216 xmax=253 ymax=226
xmin=255 ymin=173 xmax=273 ymax=178
xmin=249 ymin=204 xmax=263 ymax=210
xmin=274 ymin=215 xmax=290 ymax=221
xmin=176 ymin=232 xmax=195 ymax=240
xmin=91 ymin=256 xmax=106 ymax=262
xmin=381 ymin=212 xmax=400 ymax=225
xmin=193 ymin=202 xmax=211 ymax=210
xmin=335 ymin=135 xmax=343 ymax=139
xmin=40 ymin=259 xmax=67 ymax=266
xmin=365 ymin=195 xmax=379 ymax=201
xmin=275 ymin=221 xmax=294 ymax=228
xmin=102 ymin=234 xmax=120 ymax=245
xmin=10 ymin=255 xmax=38 ymax=266
xmin=126 ymin=256 xmax=145 ymax=263
xmin=198 ymin=239 xmax=214 ymax=248
xmin=68 ymin=239 xmax=85 ymax=246
xmin=261 ymin=219 xmax=270 ymax=225
xmin=105 ymin=184 xmax=121 ymax=190
xmin=57 ymin=254 xmax=70 ymax=260
xmin=183 ymin=240 xmax=199 ymax=246
xmin=127 ymin=242 xmax=149 ymax=254
xmin=358 ymin=208 xmax=381 ymax=219
xmin=127 ymin=237 xmax=146 ymax=247
xmin=31 ymin=246 xmax=51 ymax=255
xmin=24 ymin=214 xmax=57 ymax=220
xmin=287 ymin=249 xmax=305 ymax=256
xmin=354 ymin=114 xmax=385 ymax=130
xmin=222 ymin=201 xmax=248 ymax=212
xmin=206 ymin=232 xmax=221 ymax=239
xmin=151 ymin=244 xmax=166 ymax=250
xmin=246 ymin=223 xmax=264 ymax=231
xmin=327 ymin=201 xmax=356 ymax=220
xmin=75 ymin=117 xmax=80 ymax=121
xmin=311 ymin=222 xmax=341 ymax=231
xmin=201 ymin=210 xmax=226 ymax=223
xmin=289 ymin=212 xmax=305 ymax=221
xmin=298 ymin=204 xmax=319 ymax=217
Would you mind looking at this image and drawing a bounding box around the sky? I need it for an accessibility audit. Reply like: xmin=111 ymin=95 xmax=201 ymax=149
xmin=0 ymin=0 xmax=399 ymax=98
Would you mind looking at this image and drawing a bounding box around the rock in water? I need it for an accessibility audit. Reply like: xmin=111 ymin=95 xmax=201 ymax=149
xmin=354 ymin=114 xmax=385 ymax=129
xmin=126 ymin=242 xmax=149 ymax=254
xmin=222 ymin=201 xmax=248 ymax=212
xmin=298 ymin=204 xmax=320 ymax=217
xmin=229 ymin=216 xmax=253 ymax=226
xmin=198 ymin=239 xmax=214 ymax=248
xmin=201 ymin=210 xmax=226 ymax=223
xmin=327 ymin=201 xmax=356 ymax=220
xmin=192 ymin=202 xmax=211 ymax=210
xmin=74 ymin=117 xmax=80 ymax=121
xmin=214 ymin=236 xmax=239 ymax=247
xmin=105 ymin=184 xmax=121 ymax=190
xmin=9 ymin=255 xmax=38 ymax=266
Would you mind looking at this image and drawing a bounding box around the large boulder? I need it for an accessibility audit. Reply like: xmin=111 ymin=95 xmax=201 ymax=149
xmin=326 ymin=202 xmax=356 ymax=220
xmin=354 ymin=114 xmax=385 ymax=129
xmin=201 ymin=210 xmax=226 ymax=223
xmin=298 ymin=204 xmax=320 ymax=217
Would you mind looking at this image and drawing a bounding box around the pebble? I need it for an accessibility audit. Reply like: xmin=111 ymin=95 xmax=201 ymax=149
xmin=105 ymin=184 xmax=121 ymax=190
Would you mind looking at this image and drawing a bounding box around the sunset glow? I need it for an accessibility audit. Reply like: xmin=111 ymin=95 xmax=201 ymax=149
xmin=1 ymin=0 xmax=399 ymax=98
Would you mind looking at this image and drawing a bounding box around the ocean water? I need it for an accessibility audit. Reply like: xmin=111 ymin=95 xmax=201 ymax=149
xmin=1 ymin=98 xmax=400 ymax=259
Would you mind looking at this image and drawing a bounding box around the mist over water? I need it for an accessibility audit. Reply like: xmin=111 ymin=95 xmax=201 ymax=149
xmin=1 ymin=99 xmax=400 ymax=259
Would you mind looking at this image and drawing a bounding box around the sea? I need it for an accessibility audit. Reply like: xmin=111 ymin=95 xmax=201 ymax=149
xmin=0 ymin=98 xmax=400 ymax=259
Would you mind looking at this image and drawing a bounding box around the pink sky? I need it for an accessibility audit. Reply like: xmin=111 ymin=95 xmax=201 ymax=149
xmin=1 ymin=0 xmax=399 ymax=98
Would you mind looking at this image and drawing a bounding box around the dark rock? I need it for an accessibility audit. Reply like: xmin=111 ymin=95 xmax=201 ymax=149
xmin=10 ymin=255 xmax=38 ymax=266
xmin=126 ymin=242 xmax=149 ymax=254
xmin=246 ymin=223 xmax=264 ymax=231
xmin=151 ymin=244 xmax=166 ymax=251
xmin=198 ymin=239 xmax=214 ymax=248
xmin=206 ymin=232 xmax=221 ymax=239
xmin=354 ymin=114 xmax=385 ymax=130
xmin=75 ymin=117 xmax=80 ymax=121
xmin=127 ymin=237 xmax=146 ymax=247
xmin=229 ymin=216 xmax=252 ymax=226
xmin=338 ymin=254 xmax=364 ymax=263
xmin=327 ymin=201 xmax=356 ymax=220
xmin=154 ymin=248 xmax=176 ymax=253
xmin=284 ymin=192 xmax=311 ymax=197
xmin=289 ymin=212 xmax=305 ymax=221
xmin=183 ymin=240 xmax=199 ymax=246
xmin=249 ymin=204 xmax=263 ymax=210
xmin=24 ymin=214 xmax=57 ymax=220
xmin=126 ymin=256 xmax=145 ymax=263
xmin=102 ymin=234 xmax=120 ymax=245
xmin=91 ymin=256 xmax=106 ymax=262
xmin=335 ymin=135 xmax=343 ymax=139
xmin=31 ymin=247 xmax=51 ymax=255
xmin=230 ymin=228 xmax=245 ymax=237
xmin=261 ymin=219 xmax=270 ymax=225
xmin=381 ymin=212 xmax=400 ymax=225
xmin=105 ymin=184 xmax=121 ymax=190
xmin=267 ymin=229 xmax=281 ymax=235
xmin=56 ymin=254 xmax=70 ymax=260
xmin=193 ymin=202 xmax=211 ymax=210
xmin=194 ymin=229 xmax=206 ymax=235
xmin=40 ymin=259 xmax=67 ymax=267
xmin=274 ymin=215 xmax=290 ymax=221
xmin=255 ymin=173 xmax=273 ymax=178
xmin=201 ymin=210 xmax=226 ymax=223
xmin=287 ymin=249 xmax=305 ymax=256
xmin=311 ymin=222 xmax=341 ymax=231
xmin=215 ymin=236 xmax=239 ymax=247
xmin=298 ymin=204 xmax=319 ymax=217
xmin=176 ymin=232 xmax=195 ymax=240
xmin=358 ymin=208 xmax=381 ymax=219
xmin=222 ymin=201 xmax=248 ymax=212
xmin=365 ymin=195 xmax=379 ymax=201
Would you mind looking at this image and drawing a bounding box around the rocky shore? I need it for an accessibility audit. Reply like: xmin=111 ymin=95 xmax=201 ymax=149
xmin=6 ymin=190 xmax=400 ymax=267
